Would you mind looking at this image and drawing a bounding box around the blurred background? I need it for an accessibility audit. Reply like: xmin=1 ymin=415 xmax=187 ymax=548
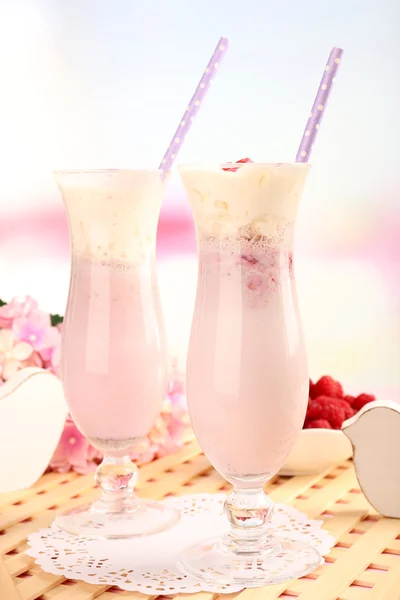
xmin=0 ymin=0 xmax=398 ymax=400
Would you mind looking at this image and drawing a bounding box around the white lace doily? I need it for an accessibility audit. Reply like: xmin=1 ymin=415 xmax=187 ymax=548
xmin=26 ymin=494 xmax=334 ymax=594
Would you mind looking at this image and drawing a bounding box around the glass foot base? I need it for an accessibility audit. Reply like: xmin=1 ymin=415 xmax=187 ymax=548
xmin=178 ymin=537 xmax=322 ymax=588
xmin=55 ymin=499 xmax=180 ymax=539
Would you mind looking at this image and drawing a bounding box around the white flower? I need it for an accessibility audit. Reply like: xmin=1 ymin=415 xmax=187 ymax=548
xmin=0 ymin=329 xmax=33 ymax=380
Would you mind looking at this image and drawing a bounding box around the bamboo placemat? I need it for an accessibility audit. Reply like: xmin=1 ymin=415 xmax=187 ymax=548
xmin=1 ymin=440 xmax=399 ymax=600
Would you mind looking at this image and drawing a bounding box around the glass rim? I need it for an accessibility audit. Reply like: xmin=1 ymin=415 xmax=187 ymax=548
xmin=178 ymin=162 xmax=311 ymax=171
xmin=53 ymin=168 xmax=164 ymax=176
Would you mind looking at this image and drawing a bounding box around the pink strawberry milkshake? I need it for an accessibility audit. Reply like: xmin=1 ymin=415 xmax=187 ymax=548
xmin=57 ymin=170 xmax=168 ymax=457
xmin=180 ymin=162 xmax=310 ymax=487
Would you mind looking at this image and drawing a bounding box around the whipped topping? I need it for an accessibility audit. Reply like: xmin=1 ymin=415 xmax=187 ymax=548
xmin=179 ymin=163 xmax=310 ymax=239
xmin=56 ymin=170 xmax=164 ymax=262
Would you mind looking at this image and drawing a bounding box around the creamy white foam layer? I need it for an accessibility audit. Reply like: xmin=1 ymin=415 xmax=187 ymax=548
xmin=179 ymin=163 xmax=310 ymax=238
xmin=56 ymin=170 xmax=165 ymax=262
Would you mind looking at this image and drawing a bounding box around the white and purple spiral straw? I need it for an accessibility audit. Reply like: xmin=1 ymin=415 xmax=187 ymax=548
xmin=159 ymin=37 xmax=229 ymax=177
xmin=296 ymin=47 xmax=343 ymax=163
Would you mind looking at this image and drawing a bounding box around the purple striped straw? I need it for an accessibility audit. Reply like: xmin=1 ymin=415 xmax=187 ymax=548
xmin=159 ymin=37 xmax=229 ymax=177
xmin=296 ymin=47 xmax=343 ymax=163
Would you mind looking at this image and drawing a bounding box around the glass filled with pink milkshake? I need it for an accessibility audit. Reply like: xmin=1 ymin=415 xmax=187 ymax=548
xmin=54 ymin=169 xmax=179 ymax=538
xmin=178 ymin=162 xmax=321 ymax=586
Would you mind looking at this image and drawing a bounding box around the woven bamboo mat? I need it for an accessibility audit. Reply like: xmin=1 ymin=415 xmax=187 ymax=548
xmin=1 ymin=439 xmax=399 ymax=600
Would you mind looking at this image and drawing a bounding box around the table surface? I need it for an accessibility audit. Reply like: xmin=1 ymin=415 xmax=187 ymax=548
xmin=1 ymin=440 xmax=400 ymax=600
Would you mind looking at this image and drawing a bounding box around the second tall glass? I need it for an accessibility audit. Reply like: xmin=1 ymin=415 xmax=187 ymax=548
xmin=178 ymin=162 xmax=322 ymax=586
xmin=54 ymin=169 xmax=179 ymax=538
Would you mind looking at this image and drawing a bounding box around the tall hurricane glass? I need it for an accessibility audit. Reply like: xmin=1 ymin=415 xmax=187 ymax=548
xmin=54 ymin=169 xmax=179 ymax=539
xmin=178 ymin=162 xmax=321 ymax=586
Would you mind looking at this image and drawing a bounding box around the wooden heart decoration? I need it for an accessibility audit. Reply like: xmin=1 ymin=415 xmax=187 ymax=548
xmin=0 ymin=367 xmax=68 ymax=494
xmin=342 ymin=400 xmax=400 ymax=518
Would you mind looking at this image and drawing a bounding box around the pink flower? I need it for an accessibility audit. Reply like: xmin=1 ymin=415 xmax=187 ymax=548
xmin=168 ymin=360 xmax=185 ymax=396
xmin=23 ymin=350 xmax=44 ymax=369
xmin=130 ymin=437 xmax=157 ymax=465
xmin=169 ymin=392 xmax=186 ymax=410
xmin=0 ymin=296 xmax=39 ymax=328
xmin=12 ymin=310 xmax=61 ymax=361
xmin=0 ymin=330 xmax=34 ymax=380
xmin=162 ymin=406 xmax=188 ymax=447
xmin=50 ymin=417 xmax=101 ymax=475
xmin=47 ymin=342 xmax=61 ymax=376
xmin=38 ymin=331 xmax=61 ymax=376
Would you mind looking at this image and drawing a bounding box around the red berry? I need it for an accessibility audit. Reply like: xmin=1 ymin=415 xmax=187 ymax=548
xmin=288 ymin=253 xmax=294 ymax=275
xmin=241 ymin=255 xmax=258 ymax=266
xmin=305 ymin=398 xmax=317 ymax=420
xmin=351 ymin=393 xmax=376 ymax=412
xmin=305 ymin=419 xmax=332 ymax=429
xmin=306 ymin=396 xmax=346 ymax=429
xmin=337 ymin=398 xmax=356 ymax=420
xmin=221 ymin=157 xmax=254 ymax=172
xmin=343 ymin=395 xmax=355 ymax=404
xmin=309 ymin=379 xmax=317 ymax=399
xmin=313 ymin=376 xmax=344 ymax=399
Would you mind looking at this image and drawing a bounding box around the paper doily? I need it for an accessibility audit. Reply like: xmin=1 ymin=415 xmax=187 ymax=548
xmin=26 ymin=494 xmax=334 ymax=594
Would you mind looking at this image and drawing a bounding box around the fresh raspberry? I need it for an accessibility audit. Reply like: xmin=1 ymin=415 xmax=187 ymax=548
xmin=288 ymin=252 xmax=294 ymax=275
xmin=240 ymin=255 xmax=258 ymax=266
xmin=247 ymin=274 xmax=263 ymax=290
xmin=343 ymin=395 xmax=355 ymax=404
xmin=351 ymin=393 xmax=376 ymax=412
xmin=337 ymin=398 xmax=356 ymax=420
xmin=305 ymin=397 xmax=316 ymax=414
xmin=313 ymin=376 xmax=344 ymax=399
xmin=222 ymin=157 xmax=254 ymax=172
xmin=304 ymin=400 xmax=316 ymax=425
xmin=309 ymin=379 xmax=317 ymax=399
xmin=305 ymin=419 xmax=332 ymax=429
xmin=306 ymin=396 xmax=346 ymax=429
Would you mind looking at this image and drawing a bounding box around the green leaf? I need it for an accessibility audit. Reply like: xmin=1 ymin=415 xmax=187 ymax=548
xmin=50 ymin=314 xmax=64 ymax=326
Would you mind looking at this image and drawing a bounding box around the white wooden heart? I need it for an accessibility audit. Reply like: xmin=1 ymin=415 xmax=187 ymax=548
xmin=342 ymin=400 xmax=400 ymax=518
xmin=0 ymin=367 xmax=68 ymax=494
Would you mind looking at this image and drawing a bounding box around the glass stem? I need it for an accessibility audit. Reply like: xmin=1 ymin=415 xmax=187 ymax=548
xmin=91 ymin=455 xmax=138 ymax=514
xmin=223 ymin=488 xmax=279 ymax=555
